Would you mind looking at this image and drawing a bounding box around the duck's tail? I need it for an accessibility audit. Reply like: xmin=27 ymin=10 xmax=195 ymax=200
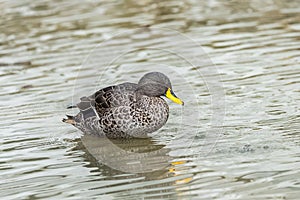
xmin=67 ymin=105 xmax=77 ymax=109
xmin=62 ymin=115 xmax=76 ymax=125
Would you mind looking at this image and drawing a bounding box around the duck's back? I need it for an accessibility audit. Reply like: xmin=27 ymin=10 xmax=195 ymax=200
xmin=76 ymin=82 xmax=137 ymax=120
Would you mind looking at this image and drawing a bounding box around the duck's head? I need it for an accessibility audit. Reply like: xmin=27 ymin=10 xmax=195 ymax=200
xmin=137 ymin=72 xmax=184 ymax=105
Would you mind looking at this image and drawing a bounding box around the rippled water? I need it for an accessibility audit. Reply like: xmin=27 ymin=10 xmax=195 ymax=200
xmin=0 ymin=0 xmax=299 ymax=199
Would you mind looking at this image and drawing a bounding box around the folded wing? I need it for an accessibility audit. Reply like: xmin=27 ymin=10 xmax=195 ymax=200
xmin=76 ymin=82 xmax=138 ymax=120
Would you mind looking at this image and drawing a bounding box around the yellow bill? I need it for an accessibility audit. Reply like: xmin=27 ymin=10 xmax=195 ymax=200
xmin=165 ymin=88 xmax=184 ymax=105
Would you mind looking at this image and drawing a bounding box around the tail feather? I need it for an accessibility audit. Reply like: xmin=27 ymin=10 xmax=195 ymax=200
xmin=62 ymin=115 xmax=76 ymax=125
xmin=67 ymin=105 xmax=77 ymax=109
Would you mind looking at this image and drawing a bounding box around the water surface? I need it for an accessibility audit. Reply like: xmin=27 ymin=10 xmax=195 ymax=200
xmin=0 ymin=0 xmax=299 ymax=199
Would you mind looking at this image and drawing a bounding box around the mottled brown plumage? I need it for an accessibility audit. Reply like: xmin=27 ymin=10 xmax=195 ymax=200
xmin=63 ymin=72 xmax=183 ymax=138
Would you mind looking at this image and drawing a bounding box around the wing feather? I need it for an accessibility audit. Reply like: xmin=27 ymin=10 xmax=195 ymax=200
xmin=76 ymin=82 xmax=137 ymax=120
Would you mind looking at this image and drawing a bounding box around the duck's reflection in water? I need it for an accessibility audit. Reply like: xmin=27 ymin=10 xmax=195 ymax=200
xmin=73 ymin=135 xmax=194 ymax=198
xmin=75 ymin=134 xmax=175 ymax=179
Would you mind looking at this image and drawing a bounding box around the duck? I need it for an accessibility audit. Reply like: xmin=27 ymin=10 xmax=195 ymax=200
xmin=63 ymin=72 xmax=184 ymax=138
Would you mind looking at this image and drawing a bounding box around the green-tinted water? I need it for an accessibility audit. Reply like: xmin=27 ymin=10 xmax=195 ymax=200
xmin=0 ymin=0 xmax=299 ymax=199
